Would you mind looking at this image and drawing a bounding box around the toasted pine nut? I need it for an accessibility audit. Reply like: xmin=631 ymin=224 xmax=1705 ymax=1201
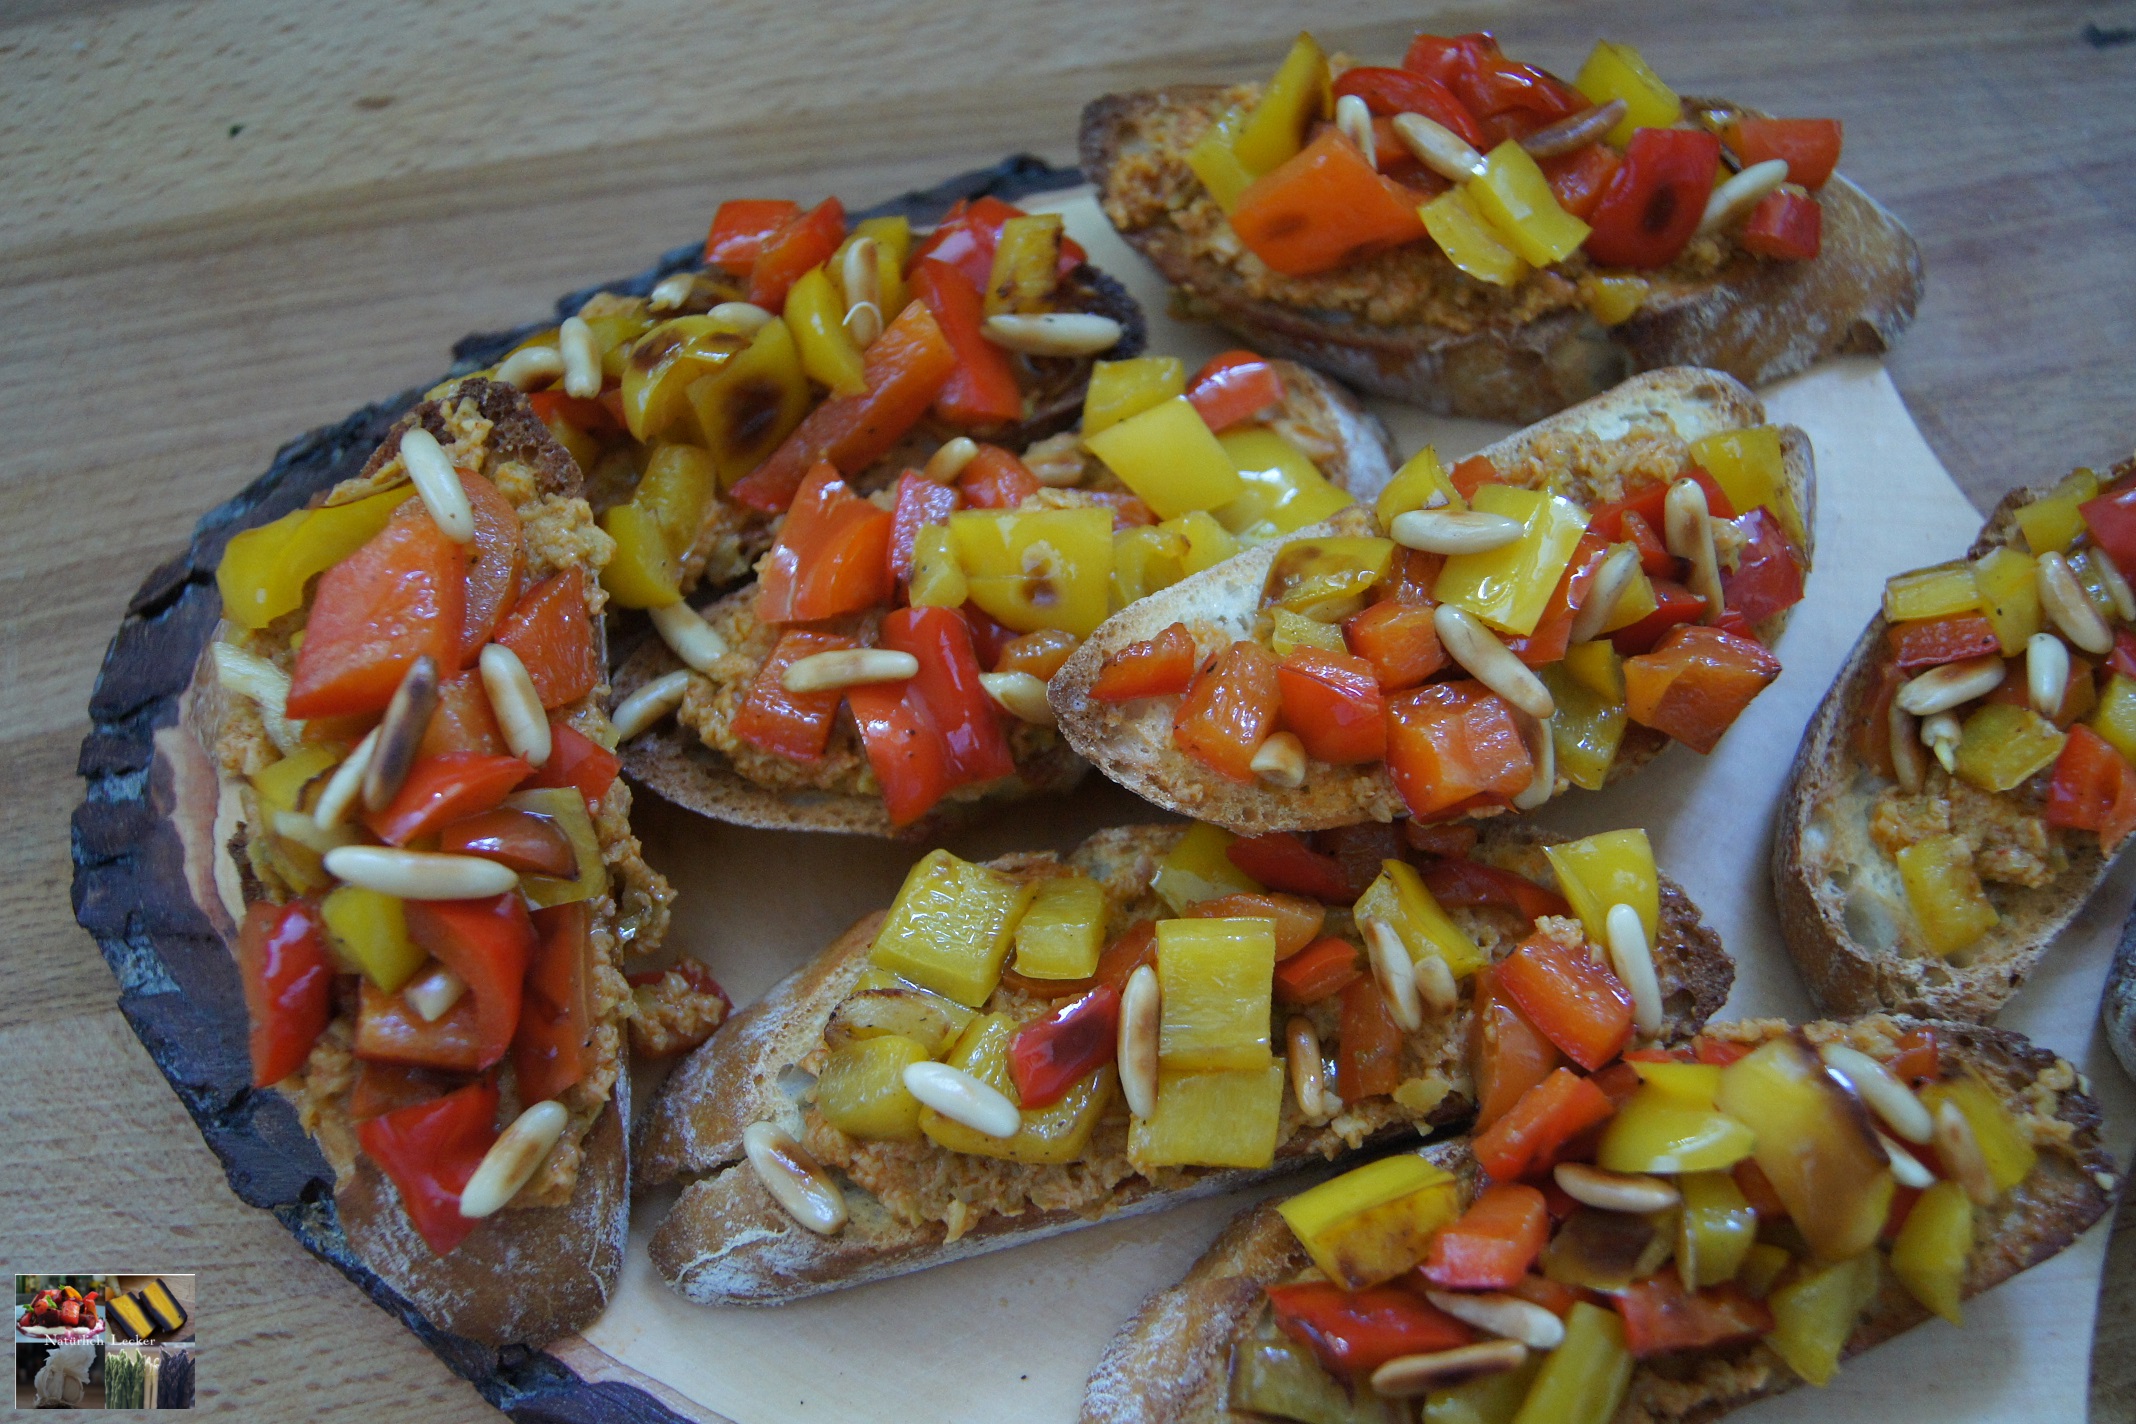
xmin=2027 ymin=632 xmax=2071 ymax=718
xmin=211 ymin=642 xmax=303 ymax=754
xmin=742 ymin=1121 xmax=848 ymax=1235
xmin=324 ymin=846 xmax=520 ymax=900
xmin=1880 ymin=1131 xmax=1937 ymax=1189
xmin=313 ymin=728 xmax=379 ymax=831
xmin=903 ymin=1061 xmax=1021 ymax=1139
xmin=1664 ymin=479 xmax=1725 ymax=623
xmin=1251 ymin=731 xmax=1308 ymax=788
xmin=981 ymin=312 xmax=1123 ymax=357
xmin=709 ymin=301 xmax=776 ymax=333
xmin=1567 ymin=545 xmax=1640 ymax=645
xmin=1414 ymin=952 xmax=1459 ymax=1016
xmin=1389 ymin=509 xmax=1527 ymax=555
xmin=558 ymin=315 xmax=602 ymax=398
xmin=1392 ymin=111 xmax=1486 ymax=181
xmin=2039 ymin=552 xmax=2114 ymax=654
xmin=923 ymin=436 xmax=980 ymax=484
xmin=647 ymin=273 xmax=696 ymax=312
xmin=1023 ymin=430 xmax=1087 ymax=487
xmin=1371 ymin=1341 xmax=1529 ymax=1397
xmin=398 ymin=428 xmax=476 ymax=544
xmin=1555 ymin=1161 xmax=1681 ymax=1213
xmin=1699 ymin=159 xmax=1790 ymax=234
xmin=782 ymin=648 xmax=920 ymax=694
xmin=404 ymin=963 xmax=467 ymax=1023
xmin=981 ymin=671 xmax=1056 ymax=727
xmin=1363 ymin=917 xmax=1423 ymax=1031
xmin=1521 ymin=98 xmax=1628 ymax=159
xmin=1335 ymin=93 xmax=1377 ymax=167
xmin=842 ymin=300 xmax=883 ymax=348
xmin=1287 ymin=1016 xmax=1333 ymax=1125
xmin=1920 ymin=711 xmax=1962 ymax=773
xmin=272 ymin=809 xmax=358 ymax=857
xmin=1934 ymin=1099 xmax=1998 ymax=1205
xmin=1888 ymin=695 xmax=1925 ymax=793
xmin=1423 ymin=1291 xmax=1566 ymax=1351
xmin=1512 ymin=713 xmax=1555 ymax=811
xmin=1434 ymin=605 xmax=1555 ymax=719
xmin=1604 ymin=903 xmax=1664 ymax=1035
xmin=1120 ymin=964 xmax=1160 ymax=1120
xmin=494 ymin=344 xmax=564 ymax=390
xmin=479 ymin=643 xmax=552 ymax=768
xmin=363 ymin=654 xmax=440 ymax=812
xmin=458 ymin=1100 xmax=569 ymax=1219
xmin=841 ymin=236 xmax=881 ymax=311
xmin=612 ymin=669 xmax=692 ymax=740
xmin=1896 ymin=655 xmax=2005 ymax=717
xmin=650 ymin=600 xmax=731 ymax=673
xmin=1818 ymin=1042 xmax=1934 ymax=1143
xmin=2094 ymin=550 xmax=2136 ymax=621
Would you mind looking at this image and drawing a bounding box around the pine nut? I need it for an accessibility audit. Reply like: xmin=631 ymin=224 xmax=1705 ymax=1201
xmin=494 ymin=345 xmax=563 ymax=390
xmin=647 ymin=273 xmax=696 ymax=312
xmin=2093 ymin=550 xmax=2136 ymax=621
xmin=1023 ymin=431 xmax=1086 ymax=487
xmin=1286 ymin=1016 xmax=1333 ymax=1125
xmin=1414 ymin=951 xmax=1459 ymax=1016
xmin=1371 ymin=1341 xmax=1529 ymax=1397
xmin=1363 ymin=917 xmax=1423 ymax=1031
xmin=1120 ymin=964 xmax=1160 ymax=1120
xmin=1520 ymin=98 xmax=1628 ymax=159
xmin=1511 ymin=713 xmax=1555 ymax=811
xmin=479 ymin=643 xmax=552 ymax=768
xmin=981 ymin=671 xmax=1056 ymax=727
xmin=404 ymin=963 xmax=467 ymax=1022
xmin=362 ymin=655 xmax=440 ymax=812
xmin=1896 ymin=655 xmax=2005 ymax=716
xmin=458 ymin=1100 xmax=569 ymax=1220
xmin=1818 ymin=1042 xmax=1934 ymax=1143
xmin=709 ymin=301 xmax=776 ymax=333
xmin=981 ymin=312 xmax=1124 ymax=357
xmin=612 ymin=669 xmax=692 ymax=740
xmin=1389 ymin=509 xmax=1527 ymax=555
xmin=742 ymin=1121 xmax=848 ymax=1235
xmin=311 ymin=732 xmax=376 ymax=831
xmin=398 ymin=428 xmax=477 ymax=544
xmin=1699 ymin=158 xmax=1790 ymax=234
xmin=1554 ymin=1162 xmax=1680 ymax=1213
xmin=1604 ymin=903 xmax=1664 ymax=1035
xmin=558 ymin=316 xmax=602 ymax=398
xmin=1880 ymin=1131 xmax=1937 ymax=1189
xmin=922 ymin=436 xmax=980 ymax=484
xmin=841 ymin=238 xmax=883 ymax=347
xmin=1434 ymin=605 xmax=1555 ymax=719
xmin=1933 ymin=1099 xmax=1998 ymax=1205
xmin=1920 ymin=711 xmax=1962 ymax=773
xmin=1251 ymin=731 xmax=1308 ymax=788
xmin=211 ymin=642 xmax=304 ymax=754
xmin=1888 ymin=695 xmax=1925 ymax=793
xmin=1335 ymin=93 xmax=1377 ymax=167
xmin=2027 ymin=633 xmax=2071 ymax=718
xmin=324 ymin=846 xmax=520 ymax=900
xmin=2039 ymin=552 xmax=2114 ymax=654
xmin=1391 ymin=112 xmax=1486 ymax=181
xmin=1567 ymin=545 xmax=1640 ymax=645
xmin=650 ymin=600 xmax=730 ymax=673
xmin=782 ymin=648 xmax=919 ymax=694
xmin=1664 ymin=479 xmax=1725 ymax=623
xmin=1423 ymin=1291 xmax=1566 ymax=1351
xmin=842 ymin=300 xmax=883 ymax=349
xmin=271 ymin=808 xmax=359 ymax=856
xmin=903 ymin=1061 xmax=1021 ymax=1139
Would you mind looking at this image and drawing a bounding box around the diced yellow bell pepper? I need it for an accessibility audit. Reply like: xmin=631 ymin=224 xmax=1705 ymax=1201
xmin=1583 ymin=274 xmax=1648 ymax=327
xmin=1423 ymin=1359 xmax=1541 ymax=1424
xmin=815 ymin=1034 xmax=931 ymax=1142
xmin=1540 ymin=650 xmax=1627 ymax=791
xmin=1276 ymin=1153 xmax=1464 ymax=1290
xmin=951 ymin=507 xmax=1115 ymax=637
xmin=835 ymin=220 xmax=910 ymax=322
xmin=1631 ymin=1059 xmax=1723 ymax=1106
xmin=907 ymin=525 xmax=968 ymax=609
xmin=1187 ymin=106 xmax=1257 ymax=213
xmin=1765 ymin=1252 xmax=1879 ymax=1387
xmin=1271 ymin=608 xmax=1349 ymax=656
xmin=1153 ymin=822 xmax=1263 ymax=913
xmin=1542 ymin=828 xmax=1659 ymax=946
xmin=1157 ymin=917 xmax=1275 ymax=1071
xmin=1889 ymin=1179 xmax=1971 ymax=1325
xmin=1920 ymin=1074 xmax=2037 ymax=1193
xmin=783 ymin=265 xmax=867 ymax=398
xmin=1717 ymin=1037 xmax=1895 ymax=1262
xmin=1971 ymin=546 xmax=2043 ymax=654
xmin=983 ymin=212 xmax=1064 ymax=315
xmin=1084 ymin=356 xmax=1187 ymax=438
xmin=1111 ymin=525 xmax=1188 ymax=609
xmin=581 ymin=306 xmax=656 ymax=382
xmin=218 ymin=487 xmax=414 ymax=631
xmin=2093 ymin=673 xmax=2136 ymax=764
xmin=1573 ymin=41 xmax=1680 ymax=147
xmin=869 ymin=849 xmax=1035 ymax=1007
xmin=1377 ymin=446 xmax=1467 ymax=527
xmin=321 ymin=885 xmax=424 ymax=992
xmin=1421 ymin=186 xmax=1530 ymax=287
xmin=1511 ymin=1302 xmax=1633 ymax=1424
xmin=538 ymin=399 xmax=604 ymax=472
xmin=508 ymin=788 xmax=610 ymax=908
xmin=2012 ymin=469 xmax=2099 ymax=555
xmin=252 ymin=745 xmax=340 ymax=817
xmin=1690 ymin=427 xmax=1802 ymax=549
xmin=1895 ymin=834 xmax=1999 ymax=956
xmin=1597 ymin=1085 xmax=1755 ymax=1173
xmin=598 ymin=502 xmax=681 ymax=608
xmin=1233 ymin=32 xmax=1331 ymax=176
xmin=1953 ymin=703 xmax=2065 ymax=793
xmin=686 ymin=315 xmax=813 ymax=488
xmin=1264 ymin=536 xmax=1397 ymax=622
xmin=1012 ymin=875 xmax=1108 ymax=980
xmin=1437 ymin=486 xmax=1591 ymax=637
xmin=1676 ymin=1169 xmax=1759 ymax=1289
xmin=621 ymin=315 xmax=751 ymax=441
xmin=1128 ymin=1061 xmax=1286 ymax=1168
xmin=1084 ymin=396 xmax=1245 ymax=520
xmin=1354 ymin=859 xmax=1486 ymax=980
xmin=826 ymin=984 xmax=973 ymax=1056
xmin=1564 ymin=637 xmax=1625 ymax=701
xmin=1170 ymin=510 xmax=1242 ymax=574
xmin=1471 ymin=141 xmax=1591 ymax=266
xmin=1738 ymin=1242 xmax=1792 ymax=1298
xmin=1602 ymin=559 xmax=1659 ymax=632
xmin=636 ymin=444 xmax=717 ymax=555
xmin=923 ymin=1013 xmax=1118 ymax=1162
xmin=1882 ymin=561 xmax=1981 ymax=624
xmin=1216 ymin=428 xmax=1353 ymax=543
xmin=2068 ymin=547 xmax=2125 ymax=624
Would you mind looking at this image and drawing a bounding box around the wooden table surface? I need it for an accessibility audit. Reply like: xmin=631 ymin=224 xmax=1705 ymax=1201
xmin=4 ymin=1 xmax=2132 ymax=1418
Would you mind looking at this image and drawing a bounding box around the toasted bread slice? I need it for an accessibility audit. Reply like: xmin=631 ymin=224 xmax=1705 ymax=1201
xmin=1083 ymin=1015 xmax=2117 ymax=1424
xmin=1774 ymin=466 xmax=2134 ymax=1021
xmin=1051 ymin=368 xmax=1813 ymax=835
xmin=612 ymin=361 xmax=1397 ymax=839
xmin=1081 ymin=84 xmax=1922 ymax=425
xmin=637 ymin=820 xmax=1730 ymax=1305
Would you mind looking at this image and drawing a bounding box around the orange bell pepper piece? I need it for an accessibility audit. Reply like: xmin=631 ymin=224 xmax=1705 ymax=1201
xmin=731 ymin=629 xmax=862 ymax=762
xmin=1472 ymin=963 xmax=1562 ymax=1131
xmin=1276 ymin=646 xmax=1388 ymax=764
xmin=1335 ymin=977 xmax=1404 ymax=1101
xmin=1495 ymin=934 xmax=1635 ymax=1071
xmin=1229 ymin=128 xmax=1430 ymax=277
xmin=524 ymin=722 xmax=620 ymax=808
xmin=747 ymin=197 xmax=846 ymax=311
xmin=910 ymin=260 xmax=1025 ymax=428
xmin=1273 ymin=935 xmax=1365 ymax=1006
xmin=1173 ymin=638 xmax=1283 ymax=782
xmin=418 ymin=669 xmax=507 ymax=759
xmin=957 ymin=443 xmax=1042 ymax=508
xmin=1384 ymin=680 xmax=1533 ymax=819
xmin=458 ymin=472 xmax=525 ymax=661
xmin=514 ymin=902 xmax=593 ymax=1104
xmin=704 ymin=198 xmax=801 ymax=274
xmin=238 ymin=898 xmax=336 ymax=1089
xmin=286 ymin=503 xmax=466 ymax=719
xmin=1344 ymin=600 xmax=1446 ymax=690
xmin=1185 ymin=350 xmax=1287 ymax=432
xmin=1091 ymin=622 xmax=1199 ymax=701
xmin=493 ymin=567 xmax=601 ymax=710
xmin=2046 ymin=723 xmax=2136 ymax=852
xmin=1419 ymin=1182 xmax=1551 ymax=1290
xmin=364 ymin=751 xmax=534 ymax=847
xmin=755 ymin=463 xmax=896 ymax=623
xmin=1472 ymin=1066 xmax=1616 ymax=1181
xmin=402 ymin=892 xmax=536 ymax=1072
xmin=1622 ymin=624 xmax=1782 ymax=753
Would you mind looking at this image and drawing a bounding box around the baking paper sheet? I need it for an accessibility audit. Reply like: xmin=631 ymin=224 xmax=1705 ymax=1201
xmin=575 ymin=190 xmax=2136 ymax=1423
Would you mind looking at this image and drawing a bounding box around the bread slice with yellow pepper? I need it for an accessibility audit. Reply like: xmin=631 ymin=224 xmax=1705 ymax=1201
xmin=1082 ymin=1015 xmax=2116 ymax=1424
xmin=1050 ymin=367 xmax=1813 ymax=835
xmin=637 ymin=817 xmax=1730 ymax=1304
xmin=1776 ymin=458 xmax=2136 ymax=1021
xmin=1081 ymin=31 xmax=1921 ymax=423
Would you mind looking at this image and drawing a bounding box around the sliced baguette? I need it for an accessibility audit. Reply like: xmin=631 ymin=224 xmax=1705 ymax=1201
xmin=612 ymin=361 xmax=1397 ymax=839
xmin=637 ymin=820 xmax=1731 ymax=1305
xmin=1051 ymin=367 xmax=1813 ymax=835
xmin=1081 ymin=85 xmax=1922 ymax=425
xmin=1082 ymin=1015 xmax=2118 ymax=1424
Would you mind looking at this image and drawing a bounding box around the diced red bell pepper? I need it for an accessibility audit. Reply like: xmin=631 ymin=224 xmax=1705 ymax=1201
xmin=1739 ymin=188 xmax=1822 ymax=260
xmin=1472 ymin=964 xmax=1565 ymax=1132
xmin=1226 ymin=831 xmax=1357 ymax=903
xmin=1403 ymin=32 xmax=1584 ymax=130
xmin=1270 ymin=937 xmax=1361 ymax=1003
xmin=1591 ymin=471 xmax=1737 ymax=536
xmin=355 ymin=977 xmax=486 ymax=1070
xmin=1472 ymin=1066 xmax=1617 ymax=1182
xmin=1726 ymin=118 xmax=1843 ymax=190
xmin=1887 ymin=1027 xmax=1942 ymax=1086
xmin=420 ymin=670 xmax=507 ymax=760
xmin=1608 ymin=576 xmax=1706 ymax=656
xmin=356 ymin=1080 xmax=500 ymax=1256
xmin=1344 ymin=599 xmax=1446 ymax=690
xmin=1541 ymin=143 xmax=1623 ymax=222
xmin=1692 ymin=1036 xmax=1757 ymax=1067
xmin=1623 ymin=624 xmax=1783 ymax=753
xmin=1333 ymin=66 xmax=1489 ymax=149
xmin=880 ymin=604 xmax=1016 ymax=786
xmin=2079 ymin=477 xmax=2136 ymax=576
xmin=1619 ymin=510 xmax=1676 ymax=577
xmin=747 ymin=197 xmax=846 ymax=311
xmin=909 ymin=258 xmax=1026 ymax=429
xmin=993 ymin=628 xmax=1081 ymax=680
xmin=1185 ymin=350 xmax=1288 ymax=432
xmin=514 ymin=902 xmax=593 ymax=1104
xmin=347 ymin=1061 xmax=460 ymax=1121
xmin=238 ymin=898 xmax=337 ymax=1088
xmin=1230 ymin=128 xmax=1430 ymax=278
xmin=525 ymin=721 xmax=620 ymax=808
xmin=1315 ymin=823 xmax=1405 ymax=899
xmin=1496 ymin=934 xmax=1635 ymax=1071
xmin=846 ymin=676 xmax=952 ymax=827
xmin=1384 ymin=680 xmax=1533 ymax=819
xmin=957 ymin=443 xmax=1041 ymax=509
xmin=1277 ymin=647 xmax=1388 ymax=764
xmin=365 ymin=752 xmax=534 ymax=847
xmin=731 ymin=299 xmax=960 ymax=511
xmin=287 ymin=502 xmax=466 ymax=719
xmin=1267 ymin=1282 xmax=1474 ymax=1377
xmin=1584 ymin=128 xmax=1723 ymax=270
xmin=704 ymin=198 xmax=801 ymax=274
xmin=888 ymin=470 xmax=960 ymax=584
xmin=1507 ymin=533 xmax=1607 ymax=667
xmin=1420 ymin=858 xmax=1572 ymax=923
xmin=528 ymin=390 xmax=624 ymax=440
xmin=1007 ymin=985 xmax=1121 ymax=1110
xmin=494 ymin=568 xmax=601 ymax=710
xmin=438 ymin=805 xmax=577 ymax=878
xmin=755 ymin=464 xmax=895 ymax=623
xmin=962 ymin=602 xmax=1020 ymax=669
xmin=1421 ymin=1183 xmax=1550 ymax=1290
xmin=403 ymin=892 xmax=536 ymax=1071
xmin=2047 ymin=723 xmax=2136 ymax=852
xmin=1887 ymin=613 xmax=2001 ymax=673
xmin=1335 ymin=977 xmax=1405 ymax=1102
xmin=1449 ymin=455 xmax=1500 ymax=500
xmin=1614 ymin=1275 xmax=1775 ymax=1358
xmin=1173 ymin=639 xmax=1283 ymax=782
xmin=732 ymin=629 xmax=861 ymax=762
xmin=1091 ymin=622 xmax=1198 ymax=701
xmin=908 ymin=195 xmax=1087 ymax=294
xmin=1722 ymin=508 xmax=1807 ymax=626
xmin=1405 ymin=820 xmax=1478 ymax=858
xmin=458 ymin=472 xmax=525 ymax=662
xmin=1379 ymin=548 xmax=1445 ymax=606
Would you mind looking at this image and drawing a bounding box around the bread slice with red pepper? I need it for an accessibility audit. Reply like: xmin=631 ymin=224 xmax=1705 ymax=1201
xmin=1775 ymin=460 xmax=2136 ymax=1022
xmin=1050 ymin=367 xmax=1813 ymax=835
xmin=1082 ymin=1015 xmax=2117 ymax=1424
xmin=636 ymin=818 xmax=1730 ymax=1304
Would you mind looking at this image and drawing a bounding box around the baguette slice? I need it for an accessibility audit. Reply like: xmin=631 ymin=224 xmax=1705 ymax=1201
xmin=637 ymin=820 xmax=1731 ymax=1305
xmin=1051 ymin=367 xmax=1813 ymax=835
xmin=1081 ymin=85 xmax=1922 ymax=425
xmin=612 ymin=360 xmax=1396 ymax=839
xmin=1083 ymin=1015 xmax=2118 ymax=1424
xmin=1774 ymin=466 xmax=2133 ymax=1020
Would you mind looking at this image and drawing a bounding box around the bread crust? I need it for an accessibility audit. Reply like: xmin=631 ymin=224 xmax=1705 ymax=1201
xmin=1080 ymin=86 xmax=1923 ymax=425
xmin=1081 ymin=1016 xmax=2119 ymax=1424
xmin=1049 ymin=367 xmax=1814 ymax=834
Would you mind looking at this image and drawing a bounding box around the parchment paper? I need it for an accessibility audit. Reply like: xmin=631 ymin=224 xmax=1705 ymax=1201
xmin=578 ymin=191 xmax=2135 ymax=1423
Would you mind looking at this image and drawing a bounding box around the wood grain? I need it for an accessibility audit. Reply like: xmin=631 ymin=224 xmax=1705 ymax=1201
xmin=5 ymin=1 xmax=2134 ymax=1419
